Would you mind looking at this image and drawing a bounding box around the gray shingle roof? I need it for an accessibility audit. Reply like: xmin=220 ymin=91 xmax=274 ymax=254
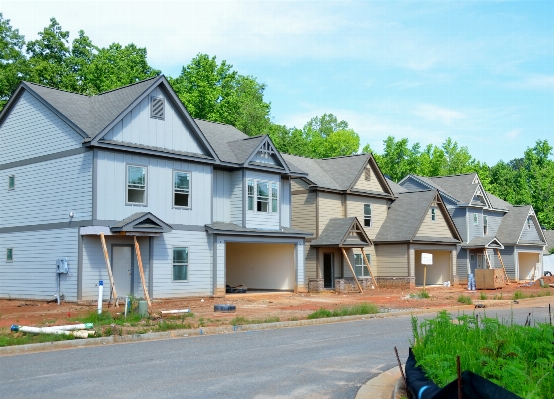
xmin=462 ymin=236 xmax=503 ymax=248
xmin=425 ymin=173 xmax=478 ymax=204
xmin=385 ymin=177 xmax=408 ymax=195
xmin=543 ymin=230 xmax=554 ymax=254
xmin=485 ymin=191 xmax=512 ymax=210
xmin=227 ymin=136 xmax=266 ymax=163
xmin=315 ymin=154 xmax=369 ymax=190
xmin=205 ymin=222 xmax=312 ymax=237
xmin=311 ymin=217 xmax=371 ymax=247
xmin=110 ymin=212 xmax=173 ymax=233
xmin=194 ymin=119 xmax=249 ymax=164
xmin=281 ymin=154 xmax=340 ymax=188
xmin=495 ymin=205 xmax=539 ymax=244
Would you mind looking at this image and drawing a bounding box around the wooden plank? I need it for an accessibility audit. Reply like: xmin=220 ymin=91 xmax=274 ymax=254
xmin=134 ymin=236 xmax=151 ymax=305
xmin=99 ymin=233 xmax=118 ymax=307
xmin=361 ymin=247 xmax=379 ymax=290
xmin=342 ymin=248 xmax=363 ymax=293
xmin=496 ymin=249 xmax=510 ymax=284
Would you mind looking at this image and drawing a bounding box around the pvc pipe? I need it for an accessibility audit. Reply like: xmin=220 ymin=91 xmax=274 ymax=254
xmin=98 ymin=280 xmax=103 ymax=314
xmin=11 ymin=324 xmax=93 ymax=332
xmin=160 ymin=309 xmax=190 ymax=315
xmin=10 ymin=326 xmax=95 ymax=337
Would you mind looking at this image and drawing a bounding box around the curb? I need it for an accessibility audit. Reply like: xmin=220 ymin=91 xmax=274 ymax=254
xmin=355 ymin=365 xmax=402 ymax=399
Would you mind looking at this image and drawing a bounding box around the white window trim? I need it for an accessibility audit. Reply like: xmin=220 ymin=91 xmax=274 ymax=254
xmin=431 ymin=208 xmax=436 ymax=221
xmin=6 ymin=248 xmax=13 ymax=262
xmin=246 ymin=179 xmax=279 ymax=214
xmin=8 ymin=175 xmax=15 ymax=190
xmin=483 ymin=215 xmax=488 ymax=235
xmin=354 ymin=253 xmax=371 ymax=277
xmin=126 ymin=164 xmax=148 ymax=206
xmin=172 ymin=246 xmax=189 ymax=282
xmin=364 ymin=204 xmax=372 ymax=227
xmin=173 ymin=170 xmax=192 ymax=209
xmin=473 ymin=213 xmax=479 ymax=226
xmin=150 ymin=96 xmax=165 ymax=120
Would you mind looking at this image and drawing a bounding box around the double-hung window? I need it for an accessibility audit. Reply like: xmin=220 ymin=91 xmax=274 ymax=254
xmin=6 ymin=248 xmax=13 ymax=262
xmin=257 ymin=181 xmax=269 ymax=212
xmin=247 ymin=181 xmax=255 ymax=211
xmin=364 ymin=204 xmax=372 ymax=227
xmin=431 ymin=208 xmax=436 ymax=221
xmin=483 ymin=215 xmax=488 ymax=235
xmin=247 ymin=179 xmax=278 ymax=213
xmin=173 ymin=247 xmax=188 ymax=281
xmin=473 ymin=213 xmax=479 ymax=226
xmin=354 ymin=253 xmax=370 ymax=277
xmin=8 ymin=175 xmax=15 ymax=190
xmin=127 ymin=165 xmax=146 ymax=205
xmin=527 ymin=217 xmax=532 ymax=230
xmin=271 ymin=183 xmax=278 ymax=212
xmin=173 ymin=171 xmax=190 ymax=208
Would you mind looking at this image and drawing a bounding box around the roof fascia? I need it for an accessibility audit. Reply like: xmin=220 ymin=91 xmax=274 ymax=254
xmin=17 ymin=83 xmax=90 ymax=139
xmin=516 ymin=207 xmax=547 ymax=245
xmin=204 ymin=227 xmax=312 ymax=238
xmin=243 ymin=135 xmax=290 ymax=173
xmin=0 ymin=85 xmax=25 ymax=128
xmin=347 ymin=154 xmax=395 ymax=198
xmin=112 ymin=212 xmax=173 ymax=232
xmin=339 ymin=218 xmax=373 ymax=246
xmin=472 ymin=184 xmax=492 ymax=208
xmin=486 ymin=238 xmax=504 ymax=249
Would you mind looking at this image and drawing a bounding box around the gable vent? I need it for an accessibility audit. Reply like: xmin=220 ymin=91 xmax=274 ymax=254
xmin=150 ymin=97 xmax=165 ymax=120
xmin=364 ymin=167 xmax=371 ymax=181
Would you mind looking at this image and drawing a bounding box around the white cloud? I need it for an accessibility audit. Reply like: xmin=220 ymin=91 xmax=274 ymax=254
xmin=504 ymin=129 xmax=521 ymax=139
xmin=412 ymin=104 xmax=464 ymax=125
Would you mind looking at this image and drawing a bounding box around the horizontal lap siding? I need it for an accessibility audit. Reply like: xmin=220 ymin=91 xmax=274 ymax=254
xmin=153 ymin=231 xmax=212 ymax=298
xmin=520 ymin=222 xmax=542 ymax=242
xmin=0 ymin=228 xmax=78 ymax=300
xmin=96 ymin=151 xmax=212 ymax=225
xmin=1 ymin=152 xmax=92 ymax=228
xmin=417 ymin=208 xmax=455 ymax=238
xmin=353 ymin=166 xmax=386 ymax=193
xmin=457 ymin=247 xmax=469 ymax=281
xmin=281 ymin=177 xmax=291 ymax=228
xmin=0 ymin=91 xmax=83 ymax=164
xmin=498 ymin=247 xmax=515 ymax=279
xmin=229 ymin=171 xmax=243 ymax=225
xmin=346 ymin=195 xmax=388 ymax=240
xmin=304 ymin=243 xmax=317 ymax=282
xmin=374 ymin=244 xmax=408 ymax=277
xmin=213 ymin=170 xmax=231 ymax=223
xmin=318 ymin=192 xmax=343 ymax=235
xmin=245 ymin=171 xmax=280 ymax=229
xmin=292 ymin=192 xmax=316 ymax=233
xmin=483 ymin=210 xmax=503 ymax=237
xmin=467 ymin=208 xmax=483 ymax=242
xmin=102 ymin=87 xmax=205 ymax=155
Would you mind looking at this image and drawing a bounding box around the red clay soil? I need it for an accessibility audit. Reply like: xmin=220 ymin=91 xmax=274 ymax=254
xmin=1 ymin=279 xmax=551 ymax=330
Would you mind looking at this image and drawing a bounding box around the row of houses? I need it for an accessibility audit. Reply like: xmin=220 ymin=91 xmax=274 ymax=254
xmin=0 ymin=76 xmax=548 ymax=301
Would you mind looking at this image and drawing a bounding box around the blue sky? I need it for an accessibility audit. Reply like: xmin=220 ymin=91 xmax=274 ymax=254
xmin=2 ymin=0 xmax=554 ymax=165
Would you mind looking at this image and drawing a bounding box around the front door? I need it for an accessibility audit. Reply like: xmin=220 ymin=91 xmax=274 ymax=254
xmin=112 ymin=245 xmax=133 ymax=297
xmin=323 ymin=253 xmax=334 ymax=288
xmin=477 ymin=254 xmax=483 ymax=269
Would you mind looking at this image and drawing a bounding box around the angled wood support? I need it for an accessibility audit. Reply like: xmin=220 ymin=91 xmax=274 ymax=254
xmin=361 ymin=247 xmax=379 ymax=290
xmin=342 ymin=248 xmax=363 ymax=293
xmin=134 ymin=236 xmax=151 ymax=305
xmin=99 ymin=233 xmax=118 ymax=307
xmin=496 ymin=249 xmax=510 ymax=284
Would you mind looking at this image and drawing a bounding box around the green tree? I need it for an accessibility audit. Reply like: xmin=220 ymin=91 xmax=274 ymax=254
xmin=0 ymin=13 xmax=27 ymax=109
xmin=301 ymin=113 xmax=360 ymax=158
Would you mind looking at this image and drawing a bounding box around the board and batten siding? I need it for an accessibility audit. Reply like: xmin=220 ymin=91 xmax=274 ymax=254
xmin=346 ymin=195 xmax=388 ymax=240
xmin=483 ymin=210 xmax=503 ymax=237
xmin=0 ymin=228 xmax=78 ymax=300
xmin=374 ymin=244 xmax=408 ymax=277
xmin=81 ymin=235 xmax=149 ymax=301
xmin=101 ymin=87 xmax=205 ymax=156
xmin=229 ymin=170 xmax=243 ymax=226
xmin=1 ymin=152 xmax=92 ymax=228
xmin=245 ymin=170 xmax=280 ymax=229
xmin=0 ymin=91 xmax=83 ymax=165
xmin=213 ymin=169 xmax=231 ymax=223
xmin=280 ymin=177 xmax=291 ymax=228
xmin=416 ymin=207 xmax=455 ymax=238
xmin=318 ymin=192 xmax=343 ymax=235
xmin=95 ymin=150 xmax=212 ymax=226
xmin=352 ymin=166 xmax=386 ymax=193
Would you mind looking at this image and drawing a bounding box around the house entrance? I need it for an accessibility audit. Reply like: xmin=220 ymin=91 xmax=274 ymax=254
xmin=477 ymin=254 xmax=483 ymax=269
xmin=323 ymin=253 xmax=334 ymax=288
xmin=518 ymin=252 xmax=540 ymax=281
xmin=112 ymin=245 xmax=133 ymax=297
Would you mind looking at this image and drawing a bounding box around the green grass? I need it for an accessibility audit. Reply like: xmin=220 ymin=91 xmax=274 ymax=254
xmin=307 ymin=302 xmax=379 ymax=319
xmin=230 ymin=315 xmax=281 ymax=326
xmin=411 ymin=311 xmax=554 ymax=399
xmin=457 ymin=294 xmax=473 ymax=305
xmin=512 ymin=289 xmax=551 ymax=300
xmin=410 ymin=291 xmax=431 ymax=299
xmin=478 ymin=292 xmax=488 ymax=300
xmin=512 ymin=290 xmax=525 ymax=300
xmin=0 ymin=328 xmax=76 ymax=347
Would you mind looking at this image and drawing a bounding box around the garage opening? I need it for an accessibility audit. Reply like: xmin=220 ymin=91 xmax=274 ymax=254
xmin=226 ymin=243 xmax=295 ymax=292
xmin=415 ymin=250 xmax=451 ymax=286
xmin=518 ymin=252 xmax=540 ymax=281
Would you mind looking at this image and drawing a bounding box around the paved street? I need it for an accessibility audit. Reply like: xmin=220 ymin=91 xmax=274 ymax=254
xmin=0 ymin=304 xmax=551 ymax=399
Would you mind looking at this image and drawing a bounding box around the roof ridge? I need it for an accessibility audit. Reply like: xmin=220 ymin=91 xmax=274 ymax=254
xmin=319 ymin=153 xmax=367 ymax=160
xmin=427 ymin=172 xmax=476 ymax=179
xmin=194 ymin=118 xmax=232 ymax=127
xmin=95 ymin=75 xmax=160 ymax=96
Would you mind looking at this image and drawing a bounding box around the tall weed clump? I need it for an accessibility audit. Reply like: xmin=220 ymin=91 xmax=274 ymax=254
xmin=411 ymin=311 xmax=554 ymax=398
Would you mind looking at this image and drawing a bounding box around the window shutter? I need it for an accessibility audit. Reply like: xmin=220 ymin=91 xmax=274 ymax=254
xmin=151 ymin=97 xmax=165 ymax=120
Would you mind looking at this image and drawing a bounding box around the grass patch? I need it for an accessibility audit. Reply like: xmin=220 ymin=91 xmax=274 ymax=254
xmin=307 ymin=302 xmax=379 ymax=319
xmin=457 ymin=294 xmax=473 ymax=305
xmin=411 ymin=311 xmax=554 ymax=398
xmin=410 ymin=291 xmax=431 ymax=299
xmin=0 ymin=328 xmax=76 ymax=347
xmin=230 ymin=316 xmax=280 ymax=326
xmin=512 ymin=289 xmax=551 ymax=300
xmin=478 ymin=292 xmax=488 ymax=300
xmin=512 ymin=290 xmax=525 ymax=300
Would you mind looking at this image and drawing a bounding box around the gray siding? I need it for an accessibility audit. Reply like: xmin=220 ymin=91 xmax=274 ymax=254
xmin=213 ymin=169 xmax=231 ymax=223
xmin=498 ymin=246 xmax=515 ymax=279
xmin=245 ymin=170 xmax=280 ymax=229
xmin=0 ymin=228 xmax=78 ymax=300
xmin=229 ymin=171 xmax=243 ymax=226
xmin=0 ymin=91 xmax=83 ymax=164
xmin=374 ymin=244 xmax=408 ymax=277
xmin=281 ymin=177 xmax=291 ymax=228
xmin=456 ymin=247 xmax=469 ymax=281
xmin=101 ymin=87 xmax=205 ymax=156
xmin=520 ymin=221 xmax=542 ymax=242
xmin=467 ymin=208 xmax=483 ymax=242
xmin=0 ymin=152 xmax=92 ymax=228
xmin=450 ymin=207 xmax=467 ymax=242
xmin=96 ymin=150 xmax=212 ymax=226
xmin=483 ymin=210 xmax=503 ymax=237
xmin=400 ymin=177 xmax=429 ymax=192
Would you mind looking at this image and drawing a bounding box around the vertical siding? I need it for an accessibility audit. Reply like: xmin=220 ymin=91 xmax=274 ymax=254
xmin=281 ymin=177 xmax=291 ymax=228
xmin=96 ymin=150 xmax=212 ymax=226
xmin=213 ymin=169 xmax=231 ymax=223
xmin=483 ymin=210 xmax=503 ymax=237
xmin=102 ymin=87 xmax=205 ymax=156
xmin=352 ymin=165 xmax=386 ymax=193
xmin=318 ymin=192 xmax=343 ymax=235
xmin=0 ymin=228 xmax=78 ymax=300
xmin=229 ymin=171 xmax=243 ymax=226
xmin=416 ymin=207 xmax=455 ymax=238
xmin=291 ymin=192 xmax=316 ymax=233
xmin=346 ymin=195 xmax=388 ymax=240
xmin=1 ymin=152 xmax=92 ymax=228
xmin=81 ymin=235 xmax=150 ymax=300
xmin=467 ymin=208 xmax=483 ymax=242
xmin=0 ymin=91 xmax=83 ymax=164
xmin=374 ymin=244 xmax=408 ymax=277
xmin=245 ymin=170 xmax=280 ymax=229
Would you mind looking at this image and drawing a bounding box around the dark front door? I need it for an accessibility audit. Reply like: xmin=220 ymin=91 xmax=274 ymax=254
xmin=323 ymin=253 xmax=333 ymax=288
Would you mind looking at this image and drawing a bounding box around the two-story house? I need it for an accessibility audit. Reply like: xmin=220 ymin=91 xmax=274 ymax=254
xmin=399 ymin=173 xmax=547 ymax=282
xmin=0 ymin=76 xmax=311 ymax=301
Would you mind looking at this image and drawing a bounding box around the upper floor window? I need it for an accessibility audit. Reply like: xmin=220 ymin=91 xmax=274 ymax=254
xmin=8 ymin=175 xmax=15 ymax=190
xmin=173 ymin=171 xmax=190 ymax=208
xmin=431 ymin=208 xmax=436 ymax=221
xmin=483 ymin=215 xmax=488 ymax=235
xmin=6 ymin=248 xmax=13 ymax=262
xmin=364 ymin=204 xmax=372 ymax=227
xmin=127 ymin=165 xmax=147 ymax=205
xmin=473 ymin=213 xmax=479 ymax=226
xmin=354 ymin=253 xmax=370 ymax=277
xmin=150 ymin=97 xmax=165 ymax=120
xmin=247 ymin=179 xmax=278 ymax=213
xmin=527 ymin=217 xmax=532 ymax=230
xmin=172 ymin=247 xmax=188 ymax=281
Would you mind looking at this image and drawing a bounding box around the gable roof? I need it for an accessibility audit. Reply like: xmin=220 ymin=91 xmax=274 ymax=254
xmin=485 ymin=191 xmax=512 ymax=210
xmin=496 ymin=205 xmax=546 ymax=245
xmin=311 ymin=217 xmax=372 ymax=247
xmin=543 ymin=230 xmax=554 ymax=254
xmin=385 ymin=177 xmax=409 ymax=195
xmin=110 ymin=212 xmax=173 ymax=233
xmin=462 ymin=236 xmax=504 ymax=249
xmin=425 ymin=173 xmax=481 ymax=204
xmin=374 ymin=190 xmax=461 ymax=243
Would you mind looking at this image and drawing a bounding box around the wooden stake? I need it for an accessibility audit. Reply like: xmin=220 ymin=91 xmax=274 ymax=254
xmin=423 ymin=265 xmax=427 ymax=292
xmin=342 ymin=248 xmax=363 ymax=293
xmin=99 ymin=233 xmax=118 ymax=307
xmin=134 ymin=236 xmax=151 ymax=305
xmin=361 ymin=247 xmax=379 ymax=290
xmin=496 ymin=249 xmax=510 ymax=284
xmin=394 ymin=346 xmax=407 ymax=394
xmin=457 ymin=355 xmax=462 ymax=399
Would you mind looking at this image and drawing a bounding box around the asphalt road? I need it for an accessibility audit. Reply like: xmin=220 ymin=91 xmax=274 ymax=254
xmin=0 ymin=304 xmax=551 ymax=399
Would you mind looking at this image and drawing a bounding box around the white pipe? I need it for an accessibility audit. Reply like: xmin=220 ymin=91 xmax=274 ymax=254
xmin=98 ymin=280 xmax=103 ymax=314
xmin=11 ymin=326 xmax=95 ymax=337
xmin=160 ymin=309 xmax=190 ymax=315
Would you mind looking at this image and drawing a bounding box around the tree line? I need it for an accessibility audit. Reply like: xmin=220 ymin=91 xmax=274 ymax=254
xmin=1 ymin=15 xmax=552 ymax=229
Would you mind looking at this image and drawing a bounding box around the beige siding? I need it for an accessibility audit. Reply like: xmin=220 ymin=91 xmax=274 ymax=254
xmin=417 ymin=207 xmax=456 ymax=238
xmin=353 ymin=164 xmax=387 ymax=193
xmin=291 ymin=178 xmax=310 ymax=191
xmin=304 ymin=243 xmax=317 ymax=283
xmin=318 ymin=191 xmax=344 ymax=235
xmin=291 ymin=192 xmax=316 ymax=233
xmin=342 ymin=247 xmax=377 ymax=279
xmin=374 ymin=244 xmax=409 ymax=277
xmin=346 ymin=195 xmax=389 ymax=239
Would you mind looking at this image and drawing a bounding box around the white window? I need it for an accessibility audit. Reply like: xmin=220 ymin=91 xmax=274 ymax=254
xmin=527 ymin=217 xmax=532 ymax=230
xmin=431 ymin=208 xmax=436 ymax=221
xmin=127 ymin=165 xmax=147 ymax=205
xmin=473 ymin=213 xmax=479 ymax=226
xmin=364 ymin=204 xmax=372 ymax=227
xmin=6 ymin=248 xmax=13 ymax=262
xmin=173 ymin=247 xmax=188 ymax=281
xmin=354 ymin=253 xmax=370 ymax=277
xmin=173 ymin=171 xmax=190 ymax=208
xmin=246 ymin=179 xmax=278 ymax=213
xmin=8 ymin=175 xmax=15 ymax=190
xmin=483 ymin=215 xmax=488 ymax=235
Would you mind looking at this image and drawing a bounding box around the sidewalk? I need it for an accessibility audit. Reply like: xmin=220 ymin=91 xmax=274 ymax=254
xmin=356 ymin=365 xmax=405 ymax=399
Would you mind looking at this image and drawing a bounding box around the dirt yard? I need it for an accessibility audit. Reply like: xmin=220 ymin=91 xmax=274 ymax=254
xmin=1 ymin=277 xmax=552 ymax=330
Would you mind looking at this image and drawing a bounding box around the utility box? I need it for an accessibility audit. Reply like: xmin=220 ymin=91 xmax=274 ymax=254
xmin=475 ymin=269 xmax=504 ymax=290
xmin=56 ymin=258 xmax=69 ymax=274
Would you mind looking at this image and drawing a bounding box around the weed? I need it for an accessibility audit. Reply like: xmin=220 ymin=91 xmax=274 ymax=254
xmin=156 ymin=321 xmax=192 ymax=332
xmin=512 ymin=290 xmax=525 ymax=300
xmin=493 ymin=293 xmax=503 ymax=300
xmin=457 ymin=294 xmax=473 ymax=305
xmin=289 ymin=316 xmax=299 ymax=322
xmin=307 ymin=302 xmax=379 ymax=319
xmin=478 ymin=292 xmax=488 ymax=300
xmin=419 ymin=290 xmax=431 ymax=299
xmin=198 ymin=317 xmax=205 ymax=327
xmin=230 ymin=315 xmax=281 ymax=326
